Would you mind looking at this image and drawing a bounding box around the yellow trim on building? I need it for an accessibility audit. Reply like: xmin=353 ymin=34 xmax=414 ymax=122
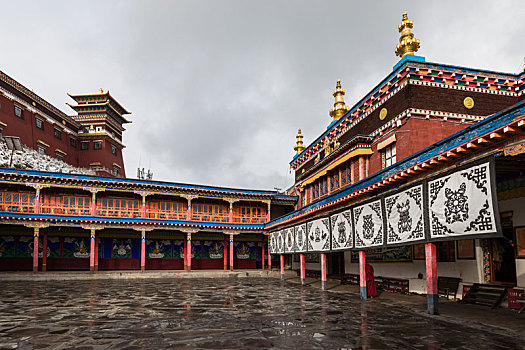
xmin=36 ymin=140 xmax=50 ymax=148
xmin=55 ymin=149 xmax=67 ymax=155
xmin=0 ymin=121 xmax=7 ymax=127
xmin=377 ymin=134 xmax=396 ymax=151
xmin=301 ymin=148 xmax=373 ymax=187
xmin=89 ymin=162 xmax=102 ymax=166
xmin=112 ymin=163 xmax=121 ymax=168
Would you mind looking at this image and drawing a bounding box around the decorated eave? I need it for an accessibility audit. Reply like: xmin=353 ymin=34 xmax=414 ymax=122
xmin=268 ymin=98 xmax=525 ymax=230
xmin=0 ymin=167 xmax=297 ymax=204
xmin=0 ymin=70 xmax=81 ymax=129
xmin=0 ymin=213 xmax=266 ymax=231
xmin=67 ymin=101 xmax=131 ymax=124
xmin=290 ymin=58 xmax=525 ymax=171
xmin=68 ymin=91 xmax=131 ymax=116
xmin=296 ymin=134 xmax=373 ymax=184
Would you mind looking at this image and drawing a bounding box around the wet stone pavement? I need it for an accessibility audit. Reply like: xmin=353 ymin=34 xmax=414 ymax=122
xmin=0 ymin=278 xmax=523 ymax=349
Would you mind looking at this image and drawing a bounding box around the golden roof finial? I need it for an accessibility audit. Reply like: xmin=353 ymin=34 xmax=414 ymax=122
xmin=294 ymin=129 xmax=306 ymax=154
xmin=395 ymin=12 xmax=420 ymax=58
xmin=99 ymin=88 xmax=104 ymax=93
xmin=329 ymin=79 xmax=350 ymax=122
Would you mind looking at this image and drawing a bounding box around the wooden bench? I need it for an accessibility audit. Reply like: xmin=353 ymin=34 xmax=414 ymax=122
xmin=438 ymin=276 xmax=461 ymax=300
xmin=518 ymin=292 xmax=525 ymax=314
xmin=341 ymin=273 xmax=360 ymax=285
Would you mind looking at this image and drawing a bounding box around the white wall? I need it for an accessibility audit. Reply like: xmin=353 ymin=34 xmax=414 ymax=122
xmin=498 ymin=197 xmax=525 ymax=288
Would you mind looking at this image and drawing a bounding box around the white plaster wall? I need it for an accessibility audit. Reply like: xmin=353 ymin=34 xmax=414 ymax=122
xmin=498 ymin=197 xmax=525 ymax=288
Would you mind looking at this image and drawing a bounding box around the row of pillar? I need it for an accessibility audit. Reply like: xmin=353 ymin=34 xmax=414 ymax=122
xmin=275 ymin=242 xmax=439 ymax=315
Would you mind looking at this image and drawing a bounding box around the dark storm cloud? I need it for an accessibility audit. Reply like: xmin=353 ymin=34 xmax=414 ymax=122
xmin=0 ymin=1 xmax=523 ymax=189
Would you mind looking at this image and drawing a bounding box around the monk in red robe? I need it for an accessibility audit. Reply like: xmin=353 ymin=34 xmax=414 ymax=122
xmin=366 ymin=263 xmax=377 ymax=298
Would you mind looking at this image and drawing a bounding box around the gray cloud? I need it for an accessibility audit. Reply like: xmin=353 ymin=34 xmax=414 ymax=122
xmin=1 ymin=0 xmax=523 ymax=189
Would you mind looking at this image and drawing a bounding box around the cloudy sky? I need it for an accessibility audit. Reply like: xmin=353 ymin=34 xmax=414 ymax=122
xmin=1 ymin=1 xmax=523 ymax=190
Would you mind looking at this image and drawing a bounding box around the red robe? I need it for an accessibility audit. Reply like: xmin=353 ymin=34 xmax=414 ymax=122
xmin=366 ymin=264 xmax=377 ymax=298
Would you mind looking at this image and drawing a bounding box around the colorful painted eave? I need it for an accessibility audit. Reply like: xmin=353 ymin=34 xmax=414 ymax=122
xmin=0 ymin=212 xmax=265 ymax=231
xmin=68 ymin=91 xmax=131 ymax=115
xmin=269 ymin=98 xmax=525 ymax=230
xmin=290 ymin=57 xmax=525 ymax=170
xmin=0 ymin=167 xmax=297 ymax=202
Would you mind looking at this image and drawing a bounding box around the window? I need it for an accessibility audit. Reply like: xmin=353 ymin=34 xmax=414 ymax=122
xmin=81 ymin=141 xmax=89 ymax=150
xmin=56 ymin=153 xmax=64 ymax=161
xmin=330 ymin=171 xmax=339 ymax=191
xmin=70 ymin=137 xmax=76 ymax=148
xmin=341 ymin=164 xmax=351 ymax=186
xmin=14 ymin=105 xmax=24 ymax=119
xmin=382 ymin=143 xmax=396 ymax=168
xmin=111 ymin=144 xmax=117 ymax=155
xmin=37 ymin=145 xmax=46 ymax=155
xmin=54 ymin=128 xmax=62 ymax=140
xmin=35 ymin=117 xmax=44 ymax=130
xmin=113 ymin=166 xmax=119 ymax=176
xmin=93 ymin=141 xmax=102 ymax=150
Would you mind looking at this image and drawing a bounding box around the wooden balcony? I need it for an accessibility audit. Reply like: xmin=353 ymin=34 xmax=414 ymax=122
xmin=0 ymin=192 xmax=35 ymax=213
xmin=192 ymin=212 xmax=229 ymax=222
xmin=233 ymin=214 xmax=267 ymax=224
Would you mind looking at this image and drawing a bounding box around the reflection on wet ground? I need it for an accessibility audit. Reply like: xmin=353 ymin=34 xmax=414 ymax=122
xmin=0 ymin=278 xmax=523 ymax=349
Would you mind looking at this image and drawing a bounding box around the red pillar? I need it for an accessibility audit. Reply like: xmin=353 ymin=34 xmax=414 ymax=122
xmin=229 ymin=202 xmax=234 ymax=223
xmin=183 ymin=240 xmax=188 ymax=271
xmin=268 ymin=242 xmax=272 ymax=271
xmin=90 ymin=229 xmax=96 ymax=273
xmin=359 ymin=251 xmax=367 ymax=299
xmin=186 ymin=232 xmax=192 ymax=272
xmin=261 ymin=241 xmax=265 ymax=270
xmin=359 ymin=157 xmax=365 ymax=180
xmin=321 ymin=253 xmax=327 ymax=290
xmin=141 ymin=229 xmax=146 ymax=272
xmin=266 ymin=203 xmax=271 ymax=223
xmin=141 ymin=195 xmax=146 ymax=218
xmin=94 ymin=234 xmax=99 ymax=272
xmin=34 ymin=188 xmax=41 ymax=214
xmin=186 ymin=199 xmax=192 ymax=220
xmin=425 ymin=242 xmax=438 ymax=315
xmin=229 ymin=233 xmax=234 ymax=272
xmin=42 ymin=232 xmax=47 ymax=272
xmin=223 ymin=236 xmax=228 ymax=270
xmin=300 ymin=253 xmax=305 ymax=285
xmin=90 ymin=192 xmax=96 ymax=216
xmin=280 ymin=254 xmax=285 ymax=280
xmin=32 ymin=228 xmax=39 ymax=274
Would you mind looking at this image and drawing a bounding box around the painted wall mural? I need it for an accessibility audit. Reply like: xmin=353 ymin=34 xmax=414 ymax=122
xmin=146 ymin=239 xmax=171 ymax=259
xmin=354 ymin=200 xmax=384 ymax=248
xmin=234 ymin=241 xmax=256 ymax=259
xmin=307 ymin=218 xmax=330 ymax=252
xmin=63 ymin=237 xmax=90 ymax=258
xmin=385 ymin=184 xmax=424 ymax=245
xmin=284 ymin=227 xmax=295 ymax=253
xmin=428 ymin=161 xmax=498 ymax=239
xmin=0 ymin=236 xmax=15 ymax=257
xmin=276 ymin=230 xmax=285 ymax=254
xmin=112 ymin=239 xmax=132 ymax=258
xmin=330 ymin=210 xmax=353 ymax=250
xmin=203 ymin=240 xmax=224 ymax=259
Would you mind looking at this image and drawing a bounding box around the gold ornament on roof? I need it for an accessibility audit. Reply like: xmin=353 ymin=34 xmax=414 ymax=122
xmin=329 ymin=80 xmax=350 ymax=122
xmin=294 ymin=129 xmax=306 ymax=154
xmin=395 ymin=12 xmax=420 ymax=58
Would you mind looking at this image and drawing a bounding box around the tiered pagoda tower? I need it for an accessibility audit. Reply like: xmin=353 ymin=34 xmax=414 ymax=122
xmin=67 ymin=90 xmax=131 ymax=176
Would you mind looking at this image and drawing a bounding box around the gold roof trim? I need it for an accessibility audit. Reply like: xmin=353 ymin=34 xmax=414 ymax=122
xmin=395 ymin=12 xmax=420 ymax=58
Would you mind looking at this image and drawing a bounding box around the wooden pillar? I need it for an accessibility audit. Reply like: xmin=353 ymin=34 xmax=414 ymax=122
xmin=223 ymin=236 xmax=228 ymax=270
xmin=186 ymin=198 xmax=192 ymax=221
xmin=229 ymin=233 xmax=234 ymax=272
xmin=280 ymin=254 xmax=285 ymax=280
xmin=425 ymin=242 xmax=438 ymax=315
xmin=141 ymin=195 xmax=147 ymax=218
xmin=300 ymin=253 xmax=305 ymax=285
xmin=94 ymin=234 xmax=99 ymax=272
xmin=42 ymin=232 xmax=47 ymax=272
xmin=32 ymin=227 xmax=39 ymax=274
xmin=359 ymin=251 xmax=367 ymax=299
xmin=90 ymin=191 xmax=97 ymax=216
xmin=261 ymin=241 xmax=265 ymax=270
xmin=266 ymin=202 xmax=271 ymax=223
xmin=140 ymin=229 xmax=146 ymax=272
xmin=359 ymin=156 xmax=365 ymax=180
xmin=186 ymin=232 xmax=192 ymax=272
xmin=228 ymin=202 xmax=234 ymax=223
xmin=90 ymin=228 xmax=96 ymax=273
xmin=183 ymin=238 xmax=188 ymax=271
xmin=34 ymin=187 xmax=41 ymax=214
xmin=321 ymin=253 xmax=327 ymax=290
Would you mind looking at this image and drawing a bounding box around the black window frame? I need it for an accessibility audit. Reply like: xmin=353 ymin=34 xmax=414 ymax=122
xmin=14 ymin=105 xmax=24 ymax=119
xmin=54 ymin=128 xmax=62 ymax=140
xmin=70 ymin=137 xmax=76 ymax=148
xmin=35 ymin=117 xmax=44 ymax=130
xmin=111 ymin=144 xmax=117 ymax=155
xmin=80 ymin=141 xmax=89 ymax=150
xmin=93 ymin=140 xmax=102 ymax=150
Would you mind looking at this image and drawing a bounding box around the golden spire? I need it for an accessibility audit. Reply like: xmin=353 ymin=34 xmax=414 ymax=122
xmin=329 ymin=80 xmax=350 ymax=122
xmin=395 ymin=12 xmax=420 ymax=58
xmin=294 ymin=129 xmax=306 ymax=154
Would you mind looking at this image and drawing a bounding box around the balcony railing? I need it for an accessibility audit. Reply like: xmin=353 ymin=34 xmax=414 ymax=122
xmin=0 ymin=192 xmax=35 ymax=213
xmin=192 ymin=212 xmax=229 ymax=222
xmin=147 ymin=209 xmax=186 ymax=220
xmin=40 ymin=204 xmax=91 ymax=216
xmin=96 ymin=207 xmax=141 ymax=218
xmin=233 ymin=214 xmax=267 ymax=224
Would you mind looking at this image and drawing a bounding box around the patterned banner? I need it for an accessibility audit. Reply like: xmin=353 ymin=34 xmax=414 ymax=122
xmin=294 ymin=224 xmax=307 ymax=253
xmin=385 ymin=184 xmax=425 ymax=245
xmin=284 ymin=227 xmax=295 ymax=253
xmin=269 ymin=231 xmax=276 ymax=254
xmin=354 ymin=200 xmax=384 ymax=248
xmin=306 ymin=217 xmax=330 ymax=252
xmin=330 ymin=210 xmax=353 ymax=250
xmin=276 ymin=230 xmax=285 ymax=254
xmin=428 ymin=161 xmax=498 ymax=239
